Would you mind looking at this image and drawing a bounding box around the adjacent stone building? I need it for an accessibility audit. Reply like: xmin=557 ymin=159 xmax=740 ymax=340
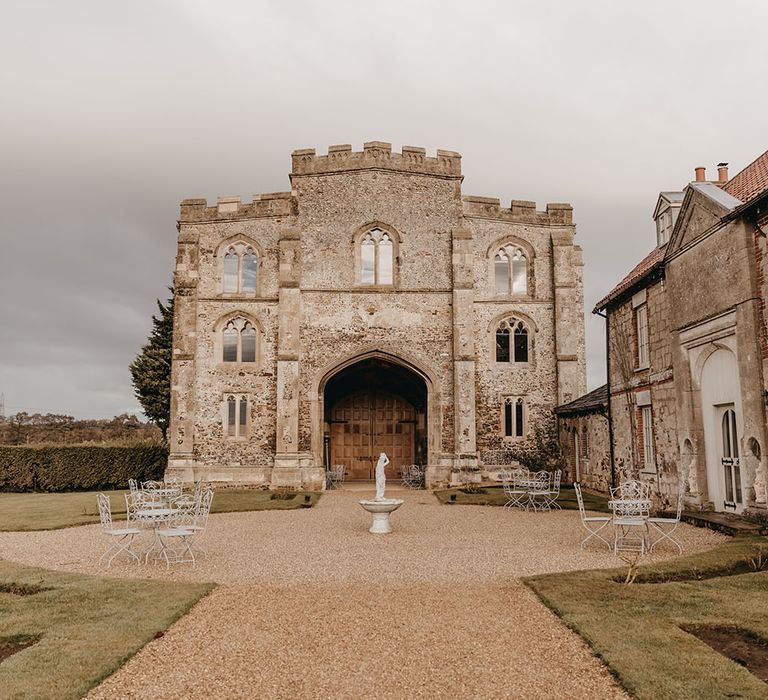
xmin=589 ymin=151 xmax=768 ymax=517
xmin=555 ymin=384 xmax=611 ymax=492
xmin=168 ymin=142 xmax=586 ymax=489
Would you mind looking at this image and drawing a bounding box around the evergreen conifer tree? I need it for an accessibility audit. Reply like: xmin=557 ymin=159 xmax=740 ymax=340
xmin=130 ymin=290 xmax=174 ymax=442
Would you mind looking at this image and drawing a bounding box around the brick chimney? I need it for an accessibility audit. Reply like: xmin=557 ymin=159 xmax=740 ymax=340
xmin=694 ymin=166 xmax=706 ymax=182
xmin=717 ymin=162 xmax=729 ymax=183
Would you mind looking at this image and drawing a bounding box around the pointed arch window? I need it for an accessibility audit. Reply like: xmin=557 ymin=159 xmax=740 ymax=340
xmin=222 ymin=318 xmax=259 ymax=363
xmin=359 ymin=227 xmax=394 ymax=285
xmin=495 ymin=318 xmax=530 ymax=363
xmin=221 ymin=242 xmax=258 ymax=294
xmin=494 ymin=245 xmax=528 ymax=295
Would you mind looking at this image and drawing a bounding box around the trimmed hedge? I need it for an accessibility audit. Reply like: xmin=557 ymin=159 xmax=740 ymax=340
xmin=0 ymin=444 xmax=168 ymax=492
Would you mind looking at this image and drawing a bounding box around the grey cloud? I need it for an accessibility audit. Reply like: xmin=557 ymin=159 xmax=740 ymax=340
xmin=1 ymin=0 xmax=766 ymax=417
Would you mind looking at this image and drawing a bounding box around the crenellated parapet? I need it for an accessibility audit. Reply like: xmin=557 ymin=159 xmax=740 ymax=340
xmin=462 ymin=196 xmax=573 ymax=225
xmin=290 ymin=142 xmax=462 ymax=179
xmin=179 ymin=191 xmax=296 ymax=223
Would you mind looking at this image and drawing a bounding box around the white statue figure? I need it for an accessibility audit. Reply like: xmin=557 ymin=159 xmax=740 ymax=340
xmin=375 ymin=452 xmax=390 ymax=501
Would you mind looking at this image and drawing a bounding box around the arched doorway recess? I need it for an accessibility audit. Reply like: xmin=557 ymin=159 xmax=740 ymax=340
xmin=323 ymin=358 xmax=428 ymax=480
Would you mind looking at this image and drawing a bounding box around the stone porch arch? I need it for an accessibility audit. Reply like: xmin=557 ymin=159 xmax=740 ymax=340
xmin=309 ymin=346 xmax=443 ymax=470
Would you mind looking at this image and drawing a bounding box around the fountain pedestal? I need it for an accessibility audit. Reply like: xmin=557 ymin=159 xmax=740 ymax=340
xmin=358 ymin=498 xmax=404 ymax=534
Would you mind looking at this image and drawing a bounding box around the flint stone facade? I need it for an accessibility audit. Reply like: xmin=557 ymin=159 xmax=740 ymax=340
xmin=168 ymin=142 xmax=586 ymax=490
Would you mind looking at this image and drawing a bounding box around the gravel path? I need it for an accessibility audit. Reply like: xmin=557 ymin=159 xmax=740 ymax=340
xmin=0 ymin=487 xmax=725 ymax=698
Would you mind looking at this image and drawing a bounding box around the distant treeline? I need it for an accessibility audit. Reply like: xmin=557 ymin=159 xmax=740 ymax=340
xmin=0 ymin=413 xmax=162 ymax=446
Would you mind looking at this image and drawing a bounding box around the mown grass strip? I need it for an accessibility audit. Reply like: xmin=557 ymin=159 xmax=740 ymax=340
xmin=0 ymin=489 xmax=321 ymax=531
xmin=0 ymin=560 xmax=213 ymax=699
xmin=524 ymin=536 xmax=768 ymax=700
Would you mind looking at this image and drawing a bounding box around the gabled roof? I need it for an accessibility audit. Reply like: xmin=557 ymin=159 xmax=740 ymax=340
xmin=652 ymin=191 xmax=684 ymax=219
xmin=724 ymin=149 xmax=768 ymax=204
xmin=593 ymin=245 xmax=665 ymax=312
xmin=555 ymin=384 xmax=608 ymax=415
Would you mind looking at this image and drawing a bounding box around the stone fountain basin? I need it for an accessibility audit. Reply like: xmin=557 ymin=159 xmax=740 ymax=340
xmin=358 ymin=498 xmax=404 ymax=534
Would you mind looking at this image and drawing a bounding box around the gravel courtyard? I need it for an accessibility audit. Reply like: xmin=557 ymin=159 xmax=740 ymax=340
xmin=0 ymin=486 xmax=725 ymax=698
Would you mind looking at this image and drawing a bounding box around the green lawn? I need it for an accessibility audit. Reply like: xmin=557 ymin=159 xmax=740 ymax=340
xmin=0 ymin=489 xmax=321 ymax=531
xmin=433 ymin=484 xmax=610 ymax=512
xmin=525 ymin=536 xmax=768 ymax=700
xmin=0 ymin=559 xmax=212 ymax=699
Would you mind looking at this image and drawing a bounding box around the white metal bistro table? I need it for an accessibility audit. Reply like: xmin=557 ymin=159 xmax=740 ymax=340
xmin=135 ymin=508 xmax=190 ymax=564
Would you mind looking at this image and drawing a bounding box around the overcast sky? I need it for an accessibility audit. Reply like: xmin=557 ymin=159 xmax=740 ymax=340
xmin=1 ymin=0 xmax=766 ymax=418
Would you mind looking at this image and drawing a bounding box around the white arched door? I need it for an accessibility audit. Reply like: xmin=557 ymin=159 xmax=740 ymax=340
xmin=700 ymin=348 xmax=743 ymax=512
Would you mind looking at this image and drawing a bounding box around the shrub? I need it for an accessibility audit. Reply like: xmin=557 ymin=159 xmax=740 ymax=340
xmin=0 ymin=444 xmax=168 ymax=492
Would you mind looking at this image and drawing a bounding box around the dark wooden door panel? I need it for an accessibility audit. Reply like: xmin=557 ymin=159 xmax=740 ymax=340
xmin=330 ymin=390 xmax=415 ymax=480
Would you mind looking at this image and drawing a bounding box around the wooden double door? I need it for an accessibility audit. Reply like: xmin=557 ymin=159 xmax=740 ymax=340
xmin=329 ymin=390 xmax=415 ymax=480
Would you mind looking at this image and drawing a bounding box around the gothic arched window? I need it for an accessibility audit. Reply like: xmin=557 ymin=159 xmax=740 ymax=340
xmin=359 ymin=227 xmax=395 ymax=285
xmin=494 ymin=245 xmax=528 ymax=295
xmin=221 ymin=242 xmax=259 ymax=294
xmin=222 ymin=318 xmax=259 ymax=363
xmin=225 ymin=394 xmax=248 ymax=437
xmin=495 ymin=318 xmax=530 ymax=363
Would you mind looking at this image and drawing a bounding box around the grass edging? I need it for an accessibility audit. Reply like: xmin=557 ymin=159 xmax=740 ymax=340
xmin=523 ymin=536 xmax=768 ymax=700
xmin=0 ymin=559 xmax=215 ymax=699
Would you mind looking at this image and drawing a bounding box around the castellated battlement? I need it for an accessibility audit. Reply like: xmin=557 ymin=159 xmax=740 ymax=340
xmin=461 ymin=196 xmax=573 ymax=225
xmin=290 ymin=141 xmax=462 ymax=179
xmin=179 ymin=191 xmax=296 ymax=223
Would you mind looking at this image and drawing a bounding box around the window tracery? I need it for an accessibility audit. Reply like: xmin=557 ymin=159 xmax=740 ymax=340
xmin=222 ymin=242 xmax=258 ymax=294
xmin=494 ymin=245 xmax=528 ymax=295
xmin=495 ymin=318 xmax=530 ymax=363
xmin=359 ymin=227 xmax=394 ymax=285
xmin=222 ymin=318 xmax=258 ymax=363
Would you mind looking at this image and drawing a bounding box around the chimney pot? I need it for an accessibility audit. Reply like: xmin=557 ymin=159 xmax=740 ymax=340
xmin=717 ymin=162 xmax=729 ymax=183
xmin=694 ymin=166 xmax=706 ymax=182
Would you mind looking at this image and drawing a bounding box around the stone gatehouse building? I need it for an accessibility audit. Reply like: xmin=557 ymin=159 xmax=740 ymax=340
xmin=168 ymin=142 xmax=586 ymax=490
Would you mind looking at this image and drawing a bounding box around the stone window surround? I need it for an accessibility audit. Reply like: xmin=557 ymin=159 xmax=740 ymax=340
xmin=216 ymin=235 xmax=264 ymax=298
xmin=486 ymin=235 xmax=536 ymax=299
xmin=212 ymin=311 xmax=265 ymax=369
xmin=222 ymin=392 xmax=250 ymax=440
xmin=352 ymin=221 xmax=400 ymax=288
xmin=501 ymin=395 xmax=526 ymax=440
xmin=635 ymin=389 xmax=656 ymax=473
xmin=490 ymin=312 xmax=536 ymax=368
xmin=632 ymin=289 xmax=649 ymax=371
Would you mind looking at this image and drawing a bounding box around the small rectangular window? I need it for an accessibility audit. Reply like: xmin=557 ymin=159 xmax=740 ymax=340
xmin=504 ymin=402 xmax=513 ymax=437
xmin=226 ymin=394 xmax=248 ymax=438
xmin=636 ymin=304 xmax=649 ymax=369
xmin=642 ymin=405 xmax=655 ymax=471
xmin=227 ymin=397 xmax=236 ymax=437
xmin=503 ymin=397 xmax=525 ymax=438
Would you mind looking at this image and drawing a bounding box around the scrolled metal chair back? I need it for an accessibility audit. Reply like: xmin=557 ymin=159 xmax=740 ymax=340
xmin=574 ymin=482 xmax=587 ymax=518
xmin=97 ymin=493 xmax=113 ymax=531
xmin=142 ymin=480 xmax=163 ymax=490
xmin=619 ymin=479 xmax=649 ymax=500
xmin=128 ymin=478 xmax=138 ymax=494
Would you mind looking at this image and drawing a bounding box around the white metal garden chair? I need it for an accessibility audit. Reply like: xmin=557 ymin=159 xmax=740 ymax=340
xmin=530 ymin=470 xmax=562 ymax=511
xmin=179 ymin=488 xmax=214 ymax=557
xmin=326 ymin=464 xmax=345 ymax=490
xmin=97 ymin=493 xmax=141 ymax=567
xmin=574 ymin=482 xmax=611 ymax=550
xmin=500 ymin=469 xmax=529 ymax=509
xmin=610 ymin=486 xmax=651 ymax=555
xmin=649 ymin=483 xmax=685 ymax=554
xmin=401 ymin=464 xmax=424 ymax=489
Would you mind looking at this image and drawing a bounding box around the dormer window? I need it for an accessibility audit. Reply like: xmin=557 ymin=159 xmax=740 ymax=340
xmin=656 ymin=210 xmax=673 ymax=246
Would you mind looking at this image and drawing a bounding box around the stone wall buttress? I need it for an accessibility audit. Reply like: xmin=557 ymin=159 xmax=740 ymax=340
xmin=551 ymin=224 xmax=586 ymax=405
xmin=452 ymin=227 xmax=478 ymax=467
xmin=168 ymin=227 xmax=198 ymax=477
